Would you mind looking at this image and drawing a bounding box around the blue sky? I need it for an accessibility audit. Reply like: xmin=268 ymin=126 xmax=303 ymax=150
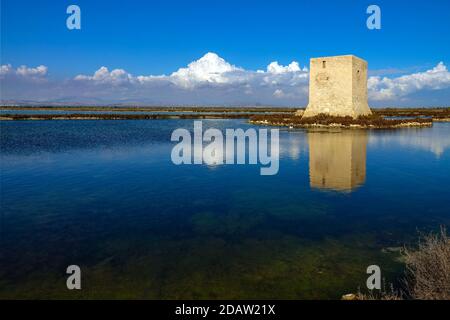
xmin=1 ymin=0 xmax=450 ymax=106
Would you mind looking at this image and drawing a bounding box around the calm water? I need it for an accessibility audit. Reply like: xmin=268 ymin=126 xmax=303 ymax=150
xmin=1 ymin=119 xmax=449 ymax=299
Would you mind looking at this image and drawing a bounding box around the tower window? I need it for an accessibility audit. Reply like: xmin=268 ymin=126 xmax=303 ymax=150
xmin=322 ymin=61 xmax=326 ymax=68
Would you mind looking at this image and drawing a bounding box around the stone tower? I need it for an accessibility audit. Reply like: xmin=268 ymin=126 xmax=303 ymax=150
xmin=303 ymin=55 xmax=372 ymax=119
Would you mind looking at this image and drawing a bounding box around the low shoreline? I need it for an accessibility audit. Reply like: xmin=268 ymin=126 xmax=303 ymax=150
xmin=1 ymin=106 xmax=449 ymax=115
xmin=1 ymin=107 xmax=449 ymax=129
xmin=0 ymin=105 xmax=297 ymax=113
xmin=0 ymin=113 xmax=262 ymax=121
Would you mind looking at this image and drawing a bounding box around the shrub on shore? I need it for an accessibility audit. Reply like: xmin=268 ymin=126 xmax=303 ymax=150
xmin=355 ymin=227 xmax=450 ymax=300
xmin=403 ymin=226 xmax=450 ymax=300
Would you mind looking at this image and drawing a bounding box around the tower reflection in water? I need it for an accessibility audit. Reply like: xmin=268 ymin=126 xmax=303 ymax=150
xmin=308 ymin=130 xmax=368 ymax=192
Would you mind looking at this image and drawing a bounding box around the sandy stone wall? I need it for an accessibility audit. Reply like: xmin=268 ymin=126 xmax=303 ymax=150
xmin=303 ymin=55 xmax=372 ymax=119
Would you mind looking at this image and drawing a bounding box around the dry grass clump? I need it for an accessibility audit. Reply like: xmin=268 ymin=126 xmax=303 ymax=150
xmin=355 ymin=283 xmax=403 ymax=300
xmin=403 ymin=226 xmax=450 ymax=300
xmin=354 ymin=227 xmax=450 ymax=300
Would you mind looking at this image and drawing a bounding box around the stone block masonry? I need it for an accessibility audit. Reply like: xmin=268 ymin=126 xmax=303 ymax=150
xmin=303 ymin=55 xmax=372 ymax=119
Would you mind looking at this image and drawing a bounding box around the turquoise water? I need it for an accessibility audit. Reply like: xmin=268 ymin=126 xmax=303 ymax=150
xmin=1 ymin=119 xmax=449 ymax=299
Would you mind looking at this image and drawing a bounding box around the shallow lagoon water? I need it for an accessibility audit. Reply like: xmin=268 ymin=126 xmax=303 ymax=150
xmin=0 ymin=119 xmax=449 ymax=299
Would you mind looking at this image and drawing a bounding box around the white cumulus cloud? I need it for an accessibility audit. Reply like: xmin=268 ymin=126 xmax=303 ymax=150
xmin=169 ymin=52 xmax=242 ymax=88
xmin=0 ymin=64 xmax=13 ymax=75
xmin=1 ymin=64 xmax=48 ymax=79
xmin=72 ymin=52 xmax=309 ymax=102
xmin=267 ymin=61 xmax=303 ymax=74
xmin=2 ymin=54 xmax=450 ymax=106
xmin=74 ymin=66 xmax=133 ymax=85
xmin=368 ymin=62 xmax=450 ymax=101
